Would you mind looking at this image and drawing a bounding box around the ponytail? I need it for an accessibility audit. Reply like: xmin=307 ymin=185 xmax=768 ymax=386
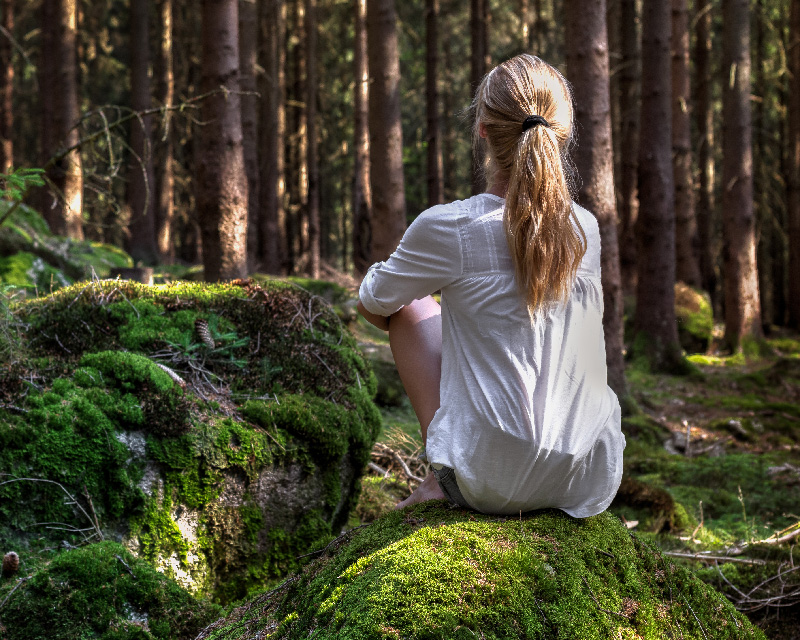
xmin=474 ymin=55 xmax=586 ymax=314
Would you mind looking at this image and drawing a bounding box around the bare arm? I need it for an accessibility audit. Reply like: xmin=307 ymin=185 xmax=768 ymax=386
xmin=357 ymin=300 xmax=390 ymax=331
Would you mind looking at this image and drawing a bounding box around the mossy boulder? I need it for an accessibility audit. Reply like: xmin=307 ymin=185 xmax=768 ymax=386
xmin=0 ymin=279 xmax=381 ymax=602
xmin=675 ymin=282 xmax=713 ymax=354
xmin=0 ymin=541 xmax=221 ymax=640
xmin=197 ymin=505 xmax=764 ymax=640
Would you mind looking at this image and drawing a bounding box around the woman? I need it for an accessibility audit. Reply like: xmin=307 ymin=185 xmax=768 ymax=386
xmin=357 ymin=54 xmax=624 ymax=517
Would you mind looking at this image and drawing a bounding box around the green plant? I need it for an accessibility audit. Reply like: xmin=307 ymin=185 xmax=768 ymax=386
xmin=0 ymin=167 xmax=46 ymax=229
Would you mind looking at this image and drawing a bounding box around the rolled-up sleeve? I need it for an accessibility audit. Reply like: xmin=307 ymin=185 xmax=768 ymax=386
xmin=358 ymin=204 xmax=463 ymax=316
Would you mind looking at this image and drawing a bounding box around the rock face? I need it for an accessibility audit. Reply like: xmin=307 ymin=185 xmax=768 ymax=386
xmin=199 ymin=505 xmax=766 ymax=640
xmin=0 ymin=280 xmax=381 ymax=602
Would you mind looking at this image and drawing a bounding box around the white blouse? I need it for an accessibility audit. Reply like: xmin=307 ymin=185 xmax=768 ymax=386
xmin=359 ymin=193 xmax=625 ymax=517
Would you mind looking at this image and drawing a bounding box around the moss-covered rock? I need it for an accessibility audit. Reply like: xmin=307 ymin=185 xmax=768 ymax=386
xmin=197 ymin=505 xmax=764 ymax=640
xmin=674 ymin=282 xmax=713 ymax=355
xmin=0 ymin=279 xmax=381 ymax=602
xmin=0 ymin=541 xmax=221 ymax=640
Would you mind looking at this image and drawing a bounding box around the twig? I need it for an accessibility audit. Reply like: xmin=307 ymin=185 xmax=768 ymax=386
xmin=368 ymin=461 xmax=389 ymax=477
xmin=663 ymin=551 xmax=766 ymax=566
xmin=682 ymin=594 xmax=709 ymax=640
xmin=581 ymin=576 xmax=630 ymax=620
xmin=114 ymin=554 xmax=136 ymax=579
xmin=392 ymin=451 xmax=424 ymax=484
xmin=0 ymin=576 xmax=30 ymax=610
xmin=297 ymin=524 xmax=371 ymax=559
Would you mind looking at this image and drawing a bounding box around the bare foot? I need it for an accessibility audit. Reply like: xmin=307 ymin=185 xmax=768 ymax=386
xmin=395 ymin=472 xmax=447 ymax=510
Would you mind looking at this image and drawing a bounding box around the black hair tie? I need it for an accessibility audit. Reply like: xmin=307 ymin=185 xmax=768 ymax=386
xmin=522 ymin=115 xmax=549 ymax=132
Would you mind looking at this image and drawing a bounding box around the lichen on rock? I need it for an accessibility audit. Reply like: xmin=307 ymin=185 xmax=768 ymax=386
xmin=198 ymin=505 xmax=766 ymax=640
xmin=0 ymin=279 xmax=381 ymax=603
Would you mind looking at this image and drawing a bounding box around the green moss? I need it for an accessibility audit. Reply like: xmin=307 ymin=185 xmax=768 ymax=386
xmin=674 ymin=283 xmax=713 ymax=354
xmin=199 ymin=507 xmax=764 ymax=640
xmin=0 ymin=541 xmax=221 ymax=640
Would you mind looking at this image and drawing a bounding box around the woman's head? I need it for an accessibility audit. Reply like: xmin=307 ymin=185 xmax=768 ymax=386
xmin=473 ymin=54 xmax=585 ymax=314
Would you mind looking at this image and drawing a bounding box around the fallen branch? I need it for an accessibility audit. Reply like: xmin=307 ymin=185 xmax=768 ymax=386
xmin=663 ymin=551 xmax=766 ymax=566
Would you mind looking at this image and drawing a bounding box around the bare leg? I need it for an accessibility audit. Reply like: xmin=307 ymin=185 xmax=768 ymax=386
xmin=389 ymin=296 xmax=447 ymax=508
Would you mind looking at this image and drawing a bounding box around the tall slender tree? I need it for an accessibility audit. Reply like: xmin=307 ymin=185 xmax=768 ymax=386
xmin=788 ymin=0 xmax=800 ymax=329
xmin=128 ymin=0 xmax=158 ymax=264
xmin=0 ymin=0 xmax=13 ymax=173
xmin=239 ymin=0 xmax=259 ymax=271
xmin=426 ymin=0 xmax=444 ymax=208
xmin=155 ymin=0 xmax=176 ymax=262
xmin=259 ymin=0 xmax=286 ymax=274
xmin=470 ymin=0 xmax=489 ymax=194
xmin=197 ymin=0 xmax=249 ymax=281
xmin=634 ymin=0 xmax=683 ymax=371
xmin=721 ymin=0 xmax=762 ymax=349
xmin=693 ymin=0 xmax=717 ymax=308
xmin=615 ymin=0 xmax=639 ymax=294
xmin=40 ymin=0 xmax=83 ymax=239
xmin=305 ymin=0 xmax=319 ymax=277
xmin=671 ymin=0 xmax=700 ymax=287
xmin=565 ymin=0 xmax=628 ymax=399
xmin=352 ymin=0 xmax=372 ymax=275
xmin=367 ymin=0 xmax=406 ymax=261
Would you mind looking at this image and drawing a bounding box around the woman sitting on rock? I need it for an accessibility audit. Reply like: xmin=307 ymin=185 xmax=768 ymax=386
xmin=357 ymin=54 xmax=625 ymax=517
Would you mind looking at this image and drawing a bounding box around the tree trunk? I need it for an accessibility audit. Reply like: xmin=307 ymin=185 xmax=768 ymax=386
xmin=288 ymin=0 xmax=308 ymax=271
xmin=197 ymin=0 xmax=249 ymax=281
xmin=721 ymin=0 xmax=762 ymax=349
xmin=259 ymin=0 xmax=286 ymax=274
xmin=0 ymin=0 xmax=13 ymax=173
xmin=128 ymin=0 xmax=158 ymax=264
xmin=426 ymin=0 xmax=444 ymax=208
xmin=352 ymin=0 xmax=372 ymax=276
xmin=239 ymin=0 xmax=259 ymax=272
xmin=634 ymin=0 xmax=682 ymax=372
xmin=155 ymin=0 xmax=176 ymax=262
xmin=441 ymin=15 xmax=455 ymax=201
xmin=367 ymin=0 xmax=406 ymax=262
xmin=565 ymin=0 xmax=628 ymax=399
xmin=788 ymin=0 xmax=800 ymax=329
xmin=693 ymin=0 xmax=717 ymax=312
xmin=616 ymin=0 xmax=639 ymax=295
xmin=671 ymin=0 xmax=700 ymax=288
xmin=40 ymin=0 xmax=83 ymax=240
xmin=305 ymin=0 xmax=319 ymax=278
xmin=470 ymin=0 xmax=489 ymax=195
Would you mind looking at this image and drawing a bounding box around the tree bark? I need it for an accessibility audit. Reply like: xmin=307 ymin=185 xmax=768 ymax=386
xmin=470 ymin=0 xmax=489 ymax=195
xmin=305 ymin=0 xmax=319 ymax=278
xmin=352 ymin=0 xmax=372 ymax=276
xmin=0 ymin=0 xmax=13 ymax=173
xmin=634 ymin=0 xmax=683 ymax=372
xmin=693 ymin=0 xmax=717 ymax=311
xmin=259 ymin=0 xmax=286 ymax=274
xmin=616 ymin=0 xmax=639 ymax=295
xmin=367 ymin=0 xmax=406 ymax=262
xmin=40 ymin=0 xmax=83 ymax=239
xmin=197 ymin=0 xmax=249 ymax=281
xmin=721 ymin=0 xmax=762 ymax=349
xmin=155 ymin=0 xmax=176 ymax=262
xmin=565 ymin=0 xmax=628 ymax=399
xmin=671 ymin=0 xmax=700 ymax=288
xmin=239 ymin=0 xmax=259 ymax=272
xmin=128 ymin=0 xmax=158 ymax=264
xmin=426 ymin=0 xmax=444 ymax=208
xmin=788 ymin=0 xmax=800 ymax=329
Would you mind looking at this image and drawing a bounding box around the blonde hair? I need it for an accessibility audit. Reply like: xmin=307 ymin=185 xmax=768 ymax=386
xmin=473 ymin=54 xmax=586 ymax=313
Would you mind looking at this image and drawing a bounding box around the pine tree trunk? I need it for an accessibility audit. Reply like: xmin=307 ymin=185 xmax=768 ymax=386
xmin=616 ymin=0 xmax=639 ymax=295
xmin=155 ymin=0 xmax=176 ymax=262
xmin=788 ymin=0 xmax=800 ymax=329
xmin=40 ymin=0 xmax=83 ymax=240
xmin=128 ymin=0 xmax=158 ymax=264
xmin=634 ymin=0 xmax=682 ymax=372
xmin=239 ymin=0 xmax=259 ymax=271
xmin=305 ymin=0 xmax=319 ymax=278
xmin=367 ymin=0 xmax=406 ymax=262
xmin=470 ymin=0 xmax=489 ymax=195
xmin=671 ymin=0 xmax=700 ymax=288
xmin=0 ymin=0 xmax=13 ymax=173
xmin=259 ymin=0 xmax=286 ymax=274
xmin=693 ymin=0 xmax=717 ymax=312
xmin=426 ymin=0 xmax=444 ymax=208
xmin=565 ymin=0 xmax=628 ymax=399
xmin=352 ymin=0 xmax=372 ymax=276
xmin=441 ymin=16 xmax=455 ymax=201
xmin=197 ymin=0 xmax=249 ymax=281
xmin=721 ymin=0 xmax=762 ymax=349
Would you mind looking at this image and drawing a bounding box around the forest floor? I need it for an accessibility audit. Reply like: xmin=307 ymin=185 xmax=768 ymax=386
xmin=350 ymin=315 xmax=800 ymax=639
